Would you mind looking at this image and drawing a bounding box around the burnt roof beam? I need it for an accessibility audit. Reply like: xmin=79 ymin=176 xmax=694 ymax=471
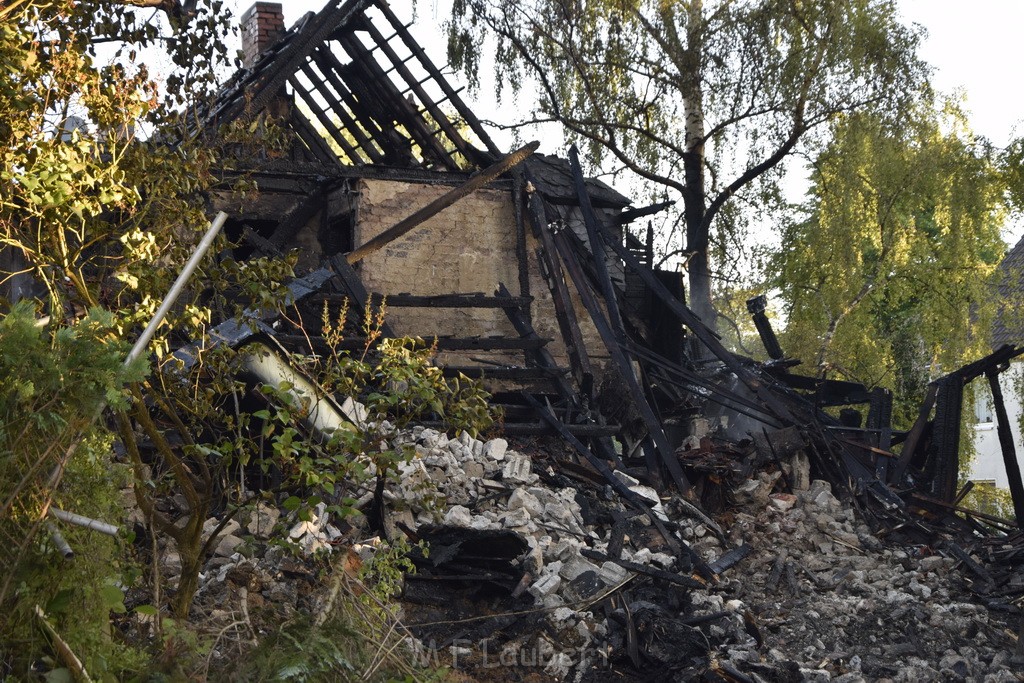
xmin=334 ymin=31 xmax=458 ymax=170
xmin=359 ymin=18 xmax=480 ymax=168
xmin=372 ymin=0 xmax=501 ymax=160
xmin=288 ymin=76 xmax=366 ymax=165
xmin=296 ymin=61 xmax=385 ymax=163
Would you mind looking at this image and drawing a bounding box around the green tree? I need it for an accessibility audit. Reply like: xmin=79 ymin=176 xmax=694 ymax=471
xmin=768 ymin=100 xmax=1008 ymax=427
xmin=447 ymin=0 xmax=926 ymax=329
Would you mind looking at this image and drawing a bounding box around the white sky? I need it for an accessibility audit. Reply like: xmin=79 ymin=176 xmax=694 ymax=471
xmin=219 ymin=0 xmax=1024 ymax=242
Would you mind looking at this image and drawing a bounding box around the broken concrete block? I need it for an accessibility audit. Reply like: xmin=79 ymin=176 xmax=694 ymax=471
xmin=613 ymin=470 xmax=640 ymax=488
xmin=502 ymin=507 xmax=531 ymax=528
xmin=598 ymin=561 xmax=628 ymax=586
xmin=482 ymin=437 xmax=508 ymax=461
xmin=507 ymin=488 xmax=544 ymax=517
xmin=559 ymin=557 xmax=601 ymax=582
xmin=215 ymin=534 xmax=244 ymax=558
xmin=502 ymin=453 xmax=533 ymax=484
xmin=246 ymin=502 xmax=280 ymax=539
xmin=529 ymin=571 xmax=562 ymax=598
xmin=769 ymin=493 xmax=797 ymax=512
xmin=443 ymin=505 xmax=473 ymax=527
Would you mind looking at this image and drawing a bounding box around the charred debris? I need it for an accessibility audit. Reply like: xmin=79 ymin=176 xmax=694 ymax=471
xmin=165 ymin=0 xmax=1023 ymax=672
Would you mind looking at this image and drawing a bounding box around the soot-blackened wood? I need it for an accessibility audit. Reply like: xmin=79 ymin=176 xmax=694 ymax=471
xmin=360 ymin=19 xmax=478 ymax=165
xmin=344 ymin=142 xmax=539 ymax=265
xmin=892 ymin=383 xmax=937 ymax=484
xmin=930 ymin=376 xmax=963 ymax=502
xmin=298 ymin=60 xmax=383 ymax=163
xmin=551 ymin=227 xmax=691 ymax=495
xmin=372 ymin=0 xmax=502 ymax=160
xmin=291 ymin=107 xmax=346 ymax=167
xmin=496 ymin=283 xmax=577 ymax=404
xmin=273 ymin=334 xmax=550 ymax=353
xmin=746 ymin=295 xmax=784 ymax=360
xmin=334 ymin=31 xmax=455 ymax=169
xmin=512 ymin=171 xmax=532 ymax=336
xmin=523 ymin=181 xmax=594 ymax=397
xmin=289 ymin=76 xmax=366 ymax=164
xmin=266 ymin=180 xmax=331 ymax=251
xmin=588 ymin=208 xmax=798 ymax=425
xmin=988 ymin=369 xmax=1024 ymax=524
xmin=707 ymin=543 xmax=753 ymax=575
xmin=616 ymin=201 xmax=675 ymax=226
xmin=522 ymin=392 xmax=686 ymax=560
xmin=580 ymin=549 xmax=703 ymax=589
xmin=326 ymin=253 xmax=396 ymax=338
xmin=344 ymin=293 xmax=533 ymax=309
xmin=867 ymin=387 xmax=894 ymax=481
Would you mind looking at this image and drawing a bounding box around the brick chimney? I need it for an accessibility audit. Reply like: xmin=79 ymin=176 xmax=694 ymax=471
xmin=241 ymin=2 xmax=285 ymax=68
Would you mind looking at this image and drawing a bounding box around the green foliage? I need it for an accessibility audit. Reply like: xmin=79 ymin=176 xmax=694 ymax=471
xmin=448 ymin=0 xmax=927 ymax=318
xmin=768 ymin=100 xmax=1007 ymax=429
xmin=0 ymin=302 xmax=145 ymax=676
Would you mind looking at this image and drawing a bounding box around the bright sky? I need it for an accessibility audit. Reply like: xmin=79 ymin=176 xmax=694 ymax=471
xmin=219 ymin=0 xmax=1024 ymax=242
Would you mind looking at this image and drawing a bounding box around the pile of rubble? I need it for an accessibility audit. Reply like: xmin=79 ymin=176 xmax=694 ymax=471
xmin=155 ymin=423 xmax=1023 ymax=681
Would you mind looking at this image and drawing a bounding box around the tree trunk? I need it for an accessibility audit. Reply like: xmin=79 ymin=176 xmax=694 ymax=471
xmin=681 ymin=1 xmax=715 ymax=339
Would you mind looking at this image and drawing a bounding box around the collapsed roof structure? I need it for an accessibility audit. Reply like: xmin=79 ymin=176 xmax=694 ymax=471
xmin=187 ymin=0 xmax=1023 ymax=615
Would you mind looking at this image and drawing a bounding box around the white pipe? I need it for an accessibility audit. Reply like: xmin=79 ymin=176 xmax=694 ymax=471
xmin=125 ymin=211 xmax=228 ymax=366
xmin=49 ymin=508 xmax=119 ymax=536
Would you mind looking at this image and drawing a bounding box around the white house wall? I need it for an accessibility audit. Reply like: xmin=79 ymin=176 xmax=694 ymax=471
xmin=971 ymin=361 xmax=1024 ymax=488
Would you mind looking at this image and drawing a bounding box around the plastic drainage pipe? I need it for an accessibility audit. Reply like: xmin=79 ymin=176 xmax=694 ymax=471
xmin=125 ymin=211 xmax=228 ymax=366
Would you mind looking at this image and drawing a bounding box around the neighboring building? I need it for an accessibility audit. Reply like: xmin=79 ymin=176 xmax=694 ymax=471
xmin=970 ymin=234 xmax=1024 ymax=493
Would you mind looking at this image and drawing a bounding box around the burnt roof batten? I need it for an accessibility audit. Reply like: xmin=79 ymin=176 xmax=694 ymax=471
xmin=373 ymin=0 xmax=501 ymax=159
xmin=359 ymin=18 xmax=478 ymax=167
xmin=288 ymin=76 xmax=366 ymax=164
xmin=297 ymin=61 xmax=384 ymax=163
xmin=334 ymin=31 xmax=457 ymax=170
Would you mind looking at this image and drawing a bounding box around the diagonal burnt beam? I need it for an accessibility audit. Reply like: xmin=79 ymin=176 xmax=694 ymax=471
xmin=987 ymin=368 xmax=1024 ymax=524
xmin=345 ymin=142 xmax=538 ymax=264
xmin=550 ymin=223 xmax=691 ymax=495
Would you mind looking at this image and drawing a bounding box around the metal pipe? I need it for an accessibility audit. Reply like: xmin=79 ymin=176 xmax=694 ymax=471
xmin=46 ymin=521 xmax=74 ymax=559
xmin=49 ymin=508 xmax=119 ymax=536
xmin=125 ymin=211 xmax=228 ymax=366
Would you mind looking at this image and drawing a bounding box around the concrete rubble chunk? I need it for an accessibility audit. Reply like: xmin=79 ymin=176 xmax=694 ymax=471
xmin=443 ymin=505 xmax=473 ymax=527
xmin=529 ymin=571 xmax=562 ymax=598
xmin=246 ymin=502 xmax=281 ymax=539
xmin=559 ymin=557 xmax=601 ymax=582
xmin=502 ymin=507 xmax=531 ymax=528
xmin=215 ymin=534 xmax=244 ymax=558
xmin=502 ymin=453 xmax=533 ymax=484
xmin=507 ymin=488 xmax=544 ymax=517
xmin=482 ymin=437 xmax=508 ymax=461
xmin=598 ymin=560 xmax=628 ymax=586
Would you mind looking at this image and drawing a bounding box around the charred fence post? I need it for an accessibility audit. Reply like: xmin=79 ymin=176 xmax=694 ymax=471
xmin=745 ymin=295 xmax=783 ymax=360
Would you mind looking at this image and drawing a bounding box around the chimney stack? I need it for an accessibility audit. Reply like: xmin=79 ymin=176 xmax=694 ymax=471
xmin=241 ymin=2 xmax=285 ymax=69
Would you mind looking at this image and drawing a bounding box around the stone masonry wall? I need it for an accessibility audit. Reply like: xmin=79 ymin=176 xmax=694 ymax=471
xmin=354 ymin=178 xmax=607 ymax=369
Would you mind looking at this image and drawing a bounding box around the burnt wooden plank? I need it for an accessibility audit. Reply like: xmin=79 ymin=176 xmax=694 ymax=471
xmin=512 ymin=171 xmax=532 ymax=337
xmin=524 ymin=179 xmax=594 ymax=398
xmin=589 ymin=202 xmax=798 ymax=425
xmin=288 ymin=76 xmax=366 ymax=164
xmin=267 ymin=181 xmax=331 ymax=251
xmin=326 ymin=253 xmax=396 ymax=338
xmin=521 ymin=392 xmax=686 ymax=558
xmin=496 ymin=283 xmax=579 ymax=405
xmin=440 ymin=366 xmax=568 ymax=380
xmin=372 ymin=0 xmax=502 ymax=159
xmin=360 ymin=19 xmax=479 ymax=165
xmin=334 ymin=31 xmax=456 ymax=169
xmin=551 ymin=210 xmax=691 ymax=495
xmin=273 ymin=333 xmax=550 ymax=352
xmin=298 ymin=61 xmax=384 ymax=163
xmin=987 ymin=369 xmax=1024 ymax=523
xmin=616 ymin=200 xmax=674 ymax=225
xmin=891 ymin=383 xmax=937 ymax=484
xmin=317 ymin=293 xmax=534 ymax=309
xmin=344 ymin=142 xmax=539 ymax=264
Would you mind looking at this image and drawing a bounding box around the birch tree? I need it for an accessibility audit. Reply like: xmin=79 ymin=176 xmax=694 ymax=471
xmin=448 ymin=0 xmax=926 ymax=328
xmin=769 ymin=102 xmax=1008 ymax=426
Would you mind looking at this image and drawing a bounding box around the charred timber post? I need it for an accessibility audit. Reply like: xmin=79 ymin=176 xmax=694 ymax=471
xmin=344 ymin=142 xmax=539 ymax=265
xmin=745 ymin=295 xmax=784 ymax=360
xmin=551 ymin=226 xmax=692 ymax=495
xmin=986 ymin=368 xmax=1024 ymax=524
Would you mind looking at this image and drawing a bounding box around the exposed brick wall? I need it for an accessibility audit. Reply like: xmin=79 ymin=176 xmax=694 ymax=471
xmin=241 ymin=2 xmax=285 ymax=69
xmin=354 ymin=178 xmax=609 ymax=370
